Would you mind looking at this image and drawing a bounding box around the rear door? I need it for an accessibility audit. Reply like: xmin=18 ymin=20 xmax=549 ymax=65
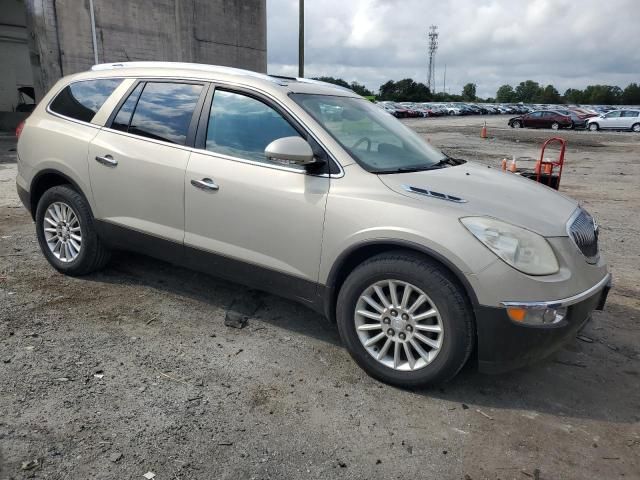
xmin=184 ymin=86 xmax=330 ymax=301
xmin=621 ymin=110 xmax=640 ymax=129
xmin=88 ymin=80 xmax=205 ymax=243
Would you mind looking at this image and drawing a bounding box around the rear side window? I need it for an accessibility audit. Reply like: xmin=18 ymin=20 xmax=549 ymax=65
xmin=113 ymin=82 xmax=203 ymax=145
xmin=622 ymin=111 xmax=639 ymax=118
xmin=205 ymin=90 xmax=301 ymax=164
xmin=111 ymin=83 xmax=144 ymax=132
xmin=49 ymin=79 xmax=122 ymax=123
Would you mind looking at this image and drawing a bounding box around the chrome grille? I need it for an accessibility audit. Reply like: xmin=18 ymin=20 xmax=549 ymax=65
xmin=568 ymin=209 xmax=599 ymax=263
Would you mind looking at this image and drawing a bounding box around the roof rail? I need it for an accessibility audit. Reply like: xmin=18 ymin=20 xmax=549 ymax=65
xmin=90 ymin=61 xmax=288 ymax=86
xmin=294 ymin=77 xmax=355 ymax=93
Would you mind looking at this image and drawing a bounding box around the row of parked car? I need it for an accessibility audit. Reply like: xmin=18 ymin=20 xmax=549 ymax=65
xmin=375 ymin=101 xmax=640 ymax=132
xmin=508 ymin=107 xmax=640 ymax=132
xmin=376 ymin=101 xmax=533 ymax=118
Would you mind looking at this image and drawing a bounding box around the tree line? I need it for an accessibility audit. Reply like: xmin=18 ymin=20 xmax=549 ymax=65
xmin=313 ymin=76 xmax=640 ymax=105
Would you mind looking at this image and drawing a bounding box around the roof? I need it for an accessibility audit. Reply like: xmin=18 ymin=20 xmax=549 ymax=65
xmin=83 ymin=62 xmax=358 ymax=97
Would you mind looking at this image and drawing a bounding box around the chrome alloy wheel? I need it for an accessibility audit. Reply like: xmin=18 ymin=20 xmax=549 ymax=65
xmin=354 ymin=280 xmax=444 ymax=371
xmin=43 ymin=202 xmax=82 ymax=263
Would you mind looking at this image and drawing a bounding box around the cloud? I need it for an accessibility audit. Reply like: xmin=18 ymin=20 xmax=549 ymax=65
xmin=267 ymin=0 xmax=640 ymax=98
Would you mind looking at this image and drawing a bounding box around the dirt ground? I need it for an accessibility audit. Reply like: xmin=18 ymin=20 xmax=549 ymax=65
xmin=0 ymin=116 xmax=638 ymax=480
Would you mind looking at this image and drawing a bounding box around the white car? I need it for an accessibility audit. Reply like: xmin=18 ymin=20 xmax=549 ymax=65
xmin=587 ymin=110 xmax=640 ymax=132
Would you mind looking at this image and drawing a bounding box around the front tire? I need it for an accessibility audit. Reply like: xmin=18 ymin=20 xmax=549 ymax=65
xmin=35 ymin=185 xmax=110 ymax=276
xmin=512 ymin=120 xmax=521 ymax=128
xmin=336 ymin=252 xmax=474 ymax=387
xmin=589 ymin=122 xmax=599 ymax=131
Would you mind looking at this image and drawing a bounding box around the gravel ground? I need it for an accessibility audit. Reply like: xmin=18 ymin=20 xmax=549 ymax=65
xmin=0 ymin=117 xmax=639 ymax=480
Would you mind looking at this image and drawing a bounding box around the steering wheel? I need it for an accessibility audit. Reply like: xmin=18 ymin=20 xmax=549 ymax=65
xmin=352 ymin=137 xmax=372 ymax=151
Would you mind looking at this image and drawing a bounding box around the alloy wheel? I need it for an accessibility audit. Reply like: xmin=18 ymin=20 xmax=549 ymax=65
xmin=43 ymin=201 xmax=82 ymax=262
xmin=354 ymin=279 xmax=444 ymax=371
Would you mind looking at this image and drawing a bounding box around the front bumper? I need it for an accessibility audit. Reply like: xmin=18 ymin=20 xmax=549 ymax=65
xmin=475 ymin=273 xmax=611 ymax=374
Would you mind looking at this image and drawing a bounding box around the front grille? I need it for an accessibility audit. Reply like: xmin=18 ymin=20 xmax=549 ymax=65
xmin=568 ymin=209 xmax=599 ymax=263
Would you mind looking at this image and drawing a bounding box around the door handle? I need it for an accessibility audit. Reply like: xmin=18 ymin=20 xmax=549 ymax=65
xmin=95 ymin=155 xmax=118 ymax=167
xmin=191 ymin=178 xmax=219 ymax=191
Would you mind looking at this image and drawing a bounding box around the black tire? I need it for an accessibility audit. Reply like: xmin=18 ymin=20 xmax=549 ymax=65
xmin=512 ymin=120 xmax=521 ymax=128
xmin=336 ymin=252 xmax=474 ymax=387
xmin=551 ymin=122 xmax=560 ymax=130
xmin=589 ymin=122 xmax=599 ymax=132
xmin=632 ymin=123 xmax=640 ymax=133
xmin=35 ymin=185 xmax=110 ymax=275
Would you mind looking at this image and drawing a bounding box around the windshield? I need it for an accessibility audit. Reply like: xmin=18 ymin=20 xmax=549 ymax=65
xmin=291 ymin=94 xmax=447 ymax=172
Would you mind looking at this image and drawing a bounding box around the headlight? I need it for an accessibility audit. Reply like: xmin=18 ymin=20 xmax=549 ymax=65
xmin=460 ymin=217 xmax=559 ymax=275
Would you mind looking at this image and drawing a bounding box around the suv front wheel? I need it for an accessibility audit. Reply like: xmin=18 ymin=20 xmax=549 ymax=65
xmin=336 ymin=252 xmax=474 ymax=387
xmin=35 ymin=185 xmax=110 ymax=275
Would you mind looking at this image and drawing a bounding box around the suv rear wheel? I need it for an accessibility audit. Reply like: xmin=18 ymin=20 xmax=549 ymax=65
xmin=35 ymin=185 xmax=110 ymax=275
xmin=336 ymin=252 xmax=474 ymax=387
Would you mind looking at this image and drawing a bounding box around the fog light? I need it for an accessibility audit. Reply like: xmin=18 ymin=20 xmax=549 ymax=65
xmin=506 ymin=306 xmax=566 ymax=325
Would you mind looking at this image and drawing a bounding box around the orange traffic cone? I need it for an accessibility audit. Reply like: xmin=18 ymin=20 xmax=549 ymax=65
xmin=481 ymin=121 xmax=487 ymax=139
xmin=544 ymin=163 xmax=552 ymax=174
xmin=501 ymin=158 xmax=507 ymax=171
xmin=509 ymin=156 xmax=517 ymax=172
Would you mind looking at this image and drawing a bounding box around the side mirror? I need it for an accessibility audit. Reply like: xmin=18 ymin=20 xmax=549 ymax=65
xmin=265 ymin=136 xmax=315 ymax=166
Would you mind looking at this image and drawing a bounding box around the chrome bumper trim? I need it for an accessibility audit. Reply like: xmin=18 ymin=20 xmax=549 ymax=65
xmin=500 ymin=273 xmax=611 ymax=309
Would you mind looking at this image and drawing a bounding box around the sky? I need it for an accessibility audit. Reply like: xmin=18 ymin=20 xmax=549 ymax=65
xmin=266 ymin=0 xmax=640 ymax=98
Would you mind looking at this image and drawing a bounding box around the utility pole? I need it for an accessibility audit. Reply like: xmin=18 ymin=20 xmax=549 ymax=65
xmin=427 ymin=25 xmax=438 ymax=91
xmin=443 ymin=64 xmax=446 ymax=95
xmin=298 ymin=0 xmax=304 ymax=77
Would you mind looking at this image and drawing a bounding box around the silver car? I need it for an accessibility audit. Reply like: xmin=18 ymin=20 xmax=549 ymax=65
xmin=16 ymin=62 xmax=610 ymax=387
xmin=587 ymin=109 xmax=640 ymax=132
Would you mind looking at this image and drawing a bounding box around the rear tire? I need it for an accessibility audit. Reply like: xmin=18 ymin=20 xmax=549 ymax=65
xmin=35 ymin=185 xmax=110 ymax=276
xmin=336 ymin=252 xmax=474 ymax=387
xmin=632 ymin=123 xmax=640 ymax=133
xmin=551 ymin=122 xmax=560 ymax=130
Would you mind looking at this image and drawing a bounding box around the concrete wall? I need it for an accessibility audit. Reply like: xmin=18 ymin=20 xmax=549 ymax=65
xmin=24 ymin=0 xmax=267 ymax=101
xmin=0 ymin=0 xmax=34 ymax=111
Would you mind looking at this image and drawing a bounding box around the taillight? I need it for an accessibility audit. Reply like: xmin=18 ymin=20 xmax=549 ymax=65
xmin=15 ymin=120 xmax=25 ymax=139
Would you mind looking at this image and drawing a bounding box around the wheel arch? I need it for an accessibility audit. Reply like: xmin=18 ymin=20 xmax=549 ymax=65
xmin=29 ymin=169 xmax=91 ymax=220
xmin=323 ymin=240 xmax=479 ymax=322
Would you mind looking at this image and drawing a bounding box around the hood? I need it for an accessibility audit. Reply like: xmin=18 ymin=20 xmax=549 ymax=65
xmin=378 ymin=162 xmax=578 ymax=237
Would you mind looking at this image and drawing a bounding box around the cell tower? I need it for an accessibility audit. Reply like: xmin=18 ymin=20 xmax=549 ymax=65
xmin=427 ymin=25 xmax=438 ymax=91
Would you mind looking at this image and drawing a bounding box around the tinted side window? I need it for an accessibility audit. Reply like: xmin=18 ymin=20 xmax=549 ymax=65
xmin=205 ymin=90 xmax=301 ymax=164
xmin=111 ymin=83 xmax=144 ymax=132
xmin=50 ymin=79 xmax=122 ymax=123
xmin=622 ymin=111 xmax=639 ymax=118
xmin=128 ymin=82 xmax=203 ymax=145
xmin=606 ymin=111 xmax=621 ymax=118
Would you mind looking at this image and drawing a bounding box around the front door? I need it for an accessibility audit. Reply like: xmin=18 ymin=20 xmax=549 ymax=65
xmin=524 ymin=111 xmax=542 ymax=127
xmin=601 ymin=111 xmax=622 ymax=129
xmin=184 ymin=88 xmax=330 ymax=302
xmin=88 ymin=81 xmax=205 ymax=243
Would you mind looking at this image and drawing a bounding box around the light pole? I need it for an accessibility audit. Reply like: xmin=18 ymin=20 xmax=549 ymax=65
xmin=298 ymin=0 xmax=304 ymax=77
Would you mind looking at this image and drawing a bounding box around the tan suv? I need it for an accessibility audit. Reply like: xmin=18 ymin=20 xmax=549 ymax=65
xmin=16 ymin=62 xmax=610 ymax=387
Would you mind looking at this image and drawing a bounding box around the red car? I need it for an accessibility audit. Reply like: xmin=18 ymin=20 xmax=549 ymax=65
xmin=508 ymin=111 xmax=573 ymax=130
